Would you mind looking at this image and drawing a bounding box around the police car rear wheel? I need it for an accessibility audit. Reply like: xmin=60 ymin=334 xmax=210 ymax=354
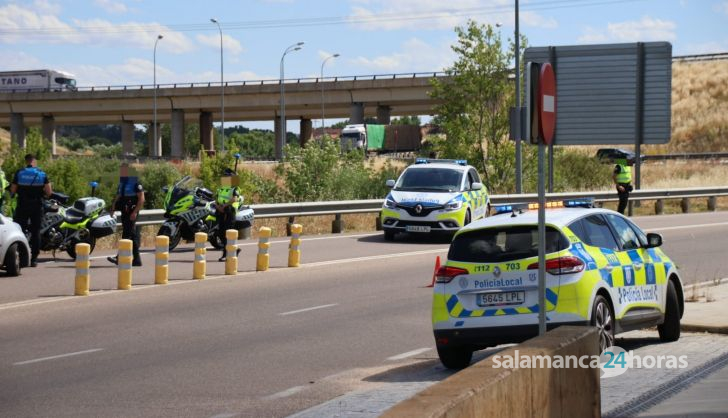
xmin=658 ymin=280 xmax=681 ymax=342
xmin=464 ymin=210 xmax=471 ymax=226
xmin=437 ymin=345 xmax=473 ymax=370
xmin=591 ymin=295 xmax=615 ymax=352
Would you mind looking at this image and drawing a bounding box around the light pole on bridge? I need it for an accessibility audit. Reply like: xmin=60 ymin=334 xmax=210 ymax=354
xmin=278 ymin=41 xmax=304 ymax=160
xmin=153 ymin=34 xmax=163 ymax=157
xmin=210 ymin=18 xmax=225 ymax=153
xmin=320 ymin=53 xmax=340 ymax=137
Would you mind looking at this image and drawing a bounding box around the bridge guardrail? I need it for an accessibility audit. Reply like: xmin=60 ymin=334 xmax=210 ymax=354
xmin=134 ymin=186 xmax=728 ymax=228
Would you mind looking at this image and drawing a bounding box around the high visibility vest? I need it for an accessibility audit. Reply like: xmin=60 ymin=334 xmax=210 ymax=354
xmin=217 ymin=186 xmax=234 ymax=205
xmin=0 ymin=169 xmax=8 ymax=192
xmin=615 ymin=160 xmax=632 ymax=184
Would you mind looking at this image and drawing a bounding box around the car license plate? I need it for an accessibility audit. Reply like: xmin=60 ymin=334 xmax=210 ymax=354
xmin=478 ymin=291 xmax=525 ymax=307
xmin=406 ymin=225 xmax=431 ymax=233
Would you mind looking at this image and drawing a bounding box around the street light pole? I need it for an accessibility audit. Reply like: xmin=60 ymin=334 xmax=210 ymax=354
xmin=210 ymin=18 xmax=225 ymax=153
xmin=278 ymin=41 xmax=304 ymax=160
xmin=320 ymin=53 xmax=339 ymax=137
xmin=515 ymin=0 xmax=522 ymax=193
xmin=153 ymin=34 xmax=163 ymax=157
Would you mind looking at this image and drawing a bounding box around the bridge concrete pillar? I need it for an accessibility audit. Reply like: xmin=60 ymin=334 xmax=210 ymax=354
xmin=10 ymin=113 xmax=25 ymax=148
xmin=121 ymin=120 xmax=135 ymax=155
xmin=148 ymin=122 xmax=162 ymax=157
xmin=171 ymin=109 xmax=185 ymax=158
xmin=350 ymin=102 xmax=364 ymax=124
xmin=376 ymin=105 xmax=391 ymax=124
xmin=199 ymin=111 xmax=214 ymax=154
xmin=300 ymin=118 xmax=312 ymax=147
xmin=41 ymin=115 xmax=57 ymax=155
xmin=274 ymin=115 xmax=283 ymax=160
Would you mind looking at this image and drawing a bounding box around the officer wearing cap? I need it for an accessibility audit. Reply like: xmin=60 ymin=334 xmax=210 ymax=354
xmin=108 ymin=163 xmax=145 ymax=266
xmin=9 ymin=154 xmax=53 ymax=267
xmin=215 ymin=168 xmax=240 ymax=262
xmin=613 ymin=158 xmax=633 ymax=215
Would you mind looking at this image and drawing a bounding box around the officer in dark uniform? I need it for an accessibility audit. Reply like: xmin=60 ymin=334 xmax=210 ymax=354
xmin=9 ymin=154 xmax=52 ymax=267
xmin=108 ymin=163 xmax=145 ymax=266
xmin=215 ymin=168 xmax=240 ymax=262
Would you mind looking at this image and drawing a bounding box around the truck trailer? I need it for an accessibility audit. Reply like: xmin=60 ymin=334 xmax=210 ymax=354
xmin=0 ymin=70 xmax=77 ymax=92
xmin=340 ymin=124 xmax=422 ymax=153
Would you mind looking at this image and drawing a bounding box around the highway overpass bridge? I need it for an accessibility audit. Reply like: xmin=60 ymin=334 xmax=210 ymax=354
xmin=0 ymin=72 xmax=447 ymax=158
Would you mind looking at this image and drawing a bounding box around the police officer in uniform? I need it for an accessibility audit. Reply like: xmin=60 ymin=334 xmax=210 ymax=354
xmin=10 ymin=154 xmax=52 ymax=267
xmin=0 ymin=166 xmax=8 ymax=214
xmin=613 ymin=157 xmax=633 ymax=215
xmin=108 ymin=163 xmax=145 ymax=266
xmin=215 ymin=169 xmax=241 ymax=262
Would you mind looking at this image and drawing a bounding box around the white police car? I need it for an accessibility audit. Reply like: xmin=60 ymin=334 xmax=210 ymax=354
xmin=0 ymin=214 xmax=31 ymax=276
xmin=432 ymin=200 xmax=683 ymax=369
xmin=381 ymin=159 xmax=489 ymax=240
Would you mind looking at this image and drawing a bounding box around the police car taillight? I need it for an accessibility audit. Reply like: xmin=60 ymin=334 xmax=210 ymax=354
xmin=435 ymin=266 xmax=469 ymax=283
xmin=527 ymin=256 xmax=585 ymax=275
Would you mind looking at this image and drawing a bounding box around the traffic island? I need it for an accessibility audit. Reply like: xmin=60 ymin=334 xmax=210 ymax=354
xmin=381 ymin=326 xmax=600 ymax=418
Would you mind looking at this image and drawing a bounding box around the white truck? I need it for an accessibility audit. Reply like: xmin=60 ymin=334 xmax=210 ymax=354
xmin=0 ymin=70 xmax=77 ymax=92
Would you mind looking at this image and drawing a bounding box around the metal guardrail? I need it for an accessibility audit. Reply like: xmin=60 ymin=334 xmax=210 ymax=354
xmin=672 ymin=52 xmax=728 ymax=62
xmin=134 ymin=187 xmax=728 ymax=227
xmin=644 ymin=152 xmax=728 ymax=161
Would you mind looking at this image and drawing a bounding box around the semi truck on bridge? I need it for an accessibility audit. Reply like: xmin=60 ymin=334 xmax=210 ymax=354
xmin=0 ymin=70 xmax=77 ymax=92
xmin=340 ymin=124 xmax=422 ymax=154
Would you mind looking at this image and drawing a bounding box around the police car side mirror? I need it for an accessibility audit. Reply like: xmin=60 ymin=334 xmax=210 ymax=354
xmin=646 ymin=233 xmax=662 ymax=248
xmin=471 ymin=182 xmax=483 ymax=191
xmin=386 ymin=179 xmax=395 ymax=188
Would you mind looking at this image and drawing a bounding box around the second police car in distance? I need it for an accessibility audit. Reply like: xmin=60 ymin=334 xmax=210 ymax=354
xmin=431 ymin=199 xmax=684 ymax=369
xmin=381 ymin=159 xmax=490 ymax=240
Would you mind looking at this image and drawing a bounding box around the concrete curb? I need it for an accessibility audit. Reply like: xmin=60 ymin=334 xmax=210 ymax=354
xmin=681 ymin=323 xmax=728 ymax=335
xmin=683 ymin=277 xmax=728 ymax=291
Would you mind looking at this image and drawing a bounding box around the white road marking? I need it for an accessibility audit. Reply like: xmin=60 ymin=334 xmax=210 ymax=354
xmin=279 ymin=303 xmax=338 ymax=316
xmin=645 ymin=221 xmax=728 ymax=232
xmin=209 ymin=413 xmax=238 ymax=418
xmin=387 ymin=348 xmax=432 ymax=361
xmin=263 ymin=385 xmax=307 ymax=400
xmin=13 ymin=348 xmax=104 ymax=366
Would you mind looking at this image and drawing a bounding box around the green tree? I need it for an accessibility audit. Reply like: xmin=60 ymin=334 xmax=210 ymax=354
xmin=430 ymin=20 xmax=524 ymax=193
xmin=391 ymin=116 xmax=421 ymax=126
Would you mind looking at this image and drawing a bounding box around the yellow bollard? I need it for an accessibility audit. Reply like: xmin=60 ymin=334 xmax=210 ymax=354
xmin=117 ymin=239 xmax=133 ymax=290
xmin=155 ymin=235 xmax=169 ymax=285
xmin=256 ymin=227 xmax=272 ymax=272
xmin=74 ymin=243 xmax=91 ymax=296
xmin=225 ymin=229 xmax=238 ymax=275
xmin=288 ymin=224 xmax=302 ymax=267
xmin=193 ymin=232 xmax=207 ymax=280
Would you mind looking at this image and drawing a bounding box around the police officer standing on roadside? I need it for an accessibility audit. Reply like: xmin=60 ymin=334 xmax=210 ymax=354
xmin=108 ymin=162 xmax=145 ymax=267
xmin=215 ymin=168 xmax=241 ymax=262
xmin=9 ymin=154 xmax=52 ymax=267
xmin=613 ymin=157 xmax=633 ymax=215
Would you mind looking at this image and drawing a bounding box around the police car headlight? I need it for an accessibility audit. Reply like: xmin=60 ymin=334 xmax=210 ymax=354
xmin=384 ymin=197 xmax=397 ymax=209
xmin=445 ymin=200 xmax=462 ymax=211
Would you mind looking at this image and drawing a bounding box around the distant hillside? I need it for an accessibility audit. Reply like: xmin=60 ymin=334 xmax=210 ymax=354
xmin=669 ymin=60 xmax=728 ymax=152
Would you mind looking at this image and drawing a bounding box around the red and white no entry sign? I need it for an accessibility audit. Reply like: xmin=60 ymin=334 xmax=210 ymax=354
xmin=538 ymin=62 xmax=556 ymax=145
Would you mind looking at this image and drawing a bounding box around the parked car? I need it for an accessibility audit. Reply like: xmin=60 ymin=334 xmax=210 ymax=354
xmin=596 ymin=148 xmax=645 ymax=165
xmin=0 ymin=214 xmax=31 ymax=276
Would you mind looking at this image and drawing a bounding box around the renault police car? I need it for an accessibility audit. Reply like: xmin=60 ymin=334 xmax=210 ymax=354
xmin=0 ymin=213 xmax=31 ymax=276
xmin=432 ymin=200 xmax=684 ymax=369
xmin=381 ymin=159 xmax=489 ymax=240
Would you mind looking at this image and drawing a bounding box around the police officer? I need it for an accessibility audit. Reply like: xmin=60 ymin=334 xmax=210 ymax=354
xmin=9 ymin=154 xmax=52 ymax=267
xmin=108 ymin=163 xmax=145 ymax=266
xmin=613 ymin=157 xmax=633 ymax=215
xmin=215 ymin=168 xmax=241 ymax=262
xmin=0 ymin=166 xmax=8 ymax=214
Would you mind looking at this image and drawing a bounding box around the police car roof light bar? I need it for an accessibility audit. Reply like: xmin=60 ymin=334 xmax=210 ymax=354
xmin=493 ymin=203 xmax=529 ymax=215
xmin=414 ymin=158 xmax=468 ymax=166
xmin=562 ymin=198 xmax=595 ymax=208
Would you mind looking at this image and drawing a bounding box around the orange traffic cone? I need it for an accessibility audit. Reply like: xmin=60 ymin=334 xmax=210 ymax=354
xmin=427 ymin=256 xmax=441 ymax=288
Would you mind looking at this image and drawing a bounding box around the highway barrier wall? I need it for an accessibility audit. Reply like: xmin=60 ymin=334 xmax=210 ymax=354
xmin=381 ymin=326 xmax=600 ymax=418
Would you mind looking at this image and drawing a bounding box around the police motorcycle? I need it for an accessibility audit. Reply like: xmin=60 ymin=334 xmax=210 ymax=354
xmin=36 ymin=182 xmax=118 ymax=259
xmin=158 ymin=155 xmax=254 ymax=251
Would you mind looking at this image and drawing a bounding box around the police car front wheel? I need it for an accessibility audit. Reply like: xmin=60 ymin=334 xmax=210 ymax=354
xmin=437 ymin=345 xmax=473 ymax=370
xmin=658 ymin=280 xmax=681 ymax=342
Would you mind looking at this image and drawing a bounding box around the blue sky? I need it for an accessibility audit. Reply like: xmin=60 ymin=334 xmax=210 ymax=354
xmin=0 ymin=0 xmax=725 ymax=129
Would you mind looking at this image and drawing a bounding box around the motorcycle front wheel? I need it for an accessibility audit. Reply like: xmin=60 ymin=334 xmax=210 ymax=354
xmin=158 ymin=224 xmax=182 ymax=251
xmin=66 ymin=236 xmax=96 ymax=259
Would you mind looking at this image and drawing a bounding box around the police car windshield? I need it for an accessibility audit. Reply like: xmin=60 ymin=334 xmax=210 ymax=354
xmin=449 ymin=226 xmax=569 ymax=263
xmin=395 ymin=168 xmax=462 ymax=192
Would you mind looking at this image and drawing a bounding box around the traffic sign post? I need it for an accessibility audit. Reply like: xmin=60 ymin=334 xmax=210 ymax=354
xmin=526 ymin=60 xmax=557 ymax=336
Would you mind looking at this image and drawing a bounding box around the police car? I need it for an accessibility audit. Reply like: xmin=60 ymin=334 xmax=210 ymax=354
xmin=432 ymin=200 xmax=684 ymax=369
xmin=381 ymin=159 xmax=489 ymax=240
xmin=0 ymin=213 xmax=31 ymax=276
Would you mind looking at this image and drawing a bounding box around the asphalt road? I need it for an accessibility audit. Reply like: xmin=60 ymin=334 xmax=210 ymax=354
xmin=1 ymin=211 xmax=727 ymax=417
